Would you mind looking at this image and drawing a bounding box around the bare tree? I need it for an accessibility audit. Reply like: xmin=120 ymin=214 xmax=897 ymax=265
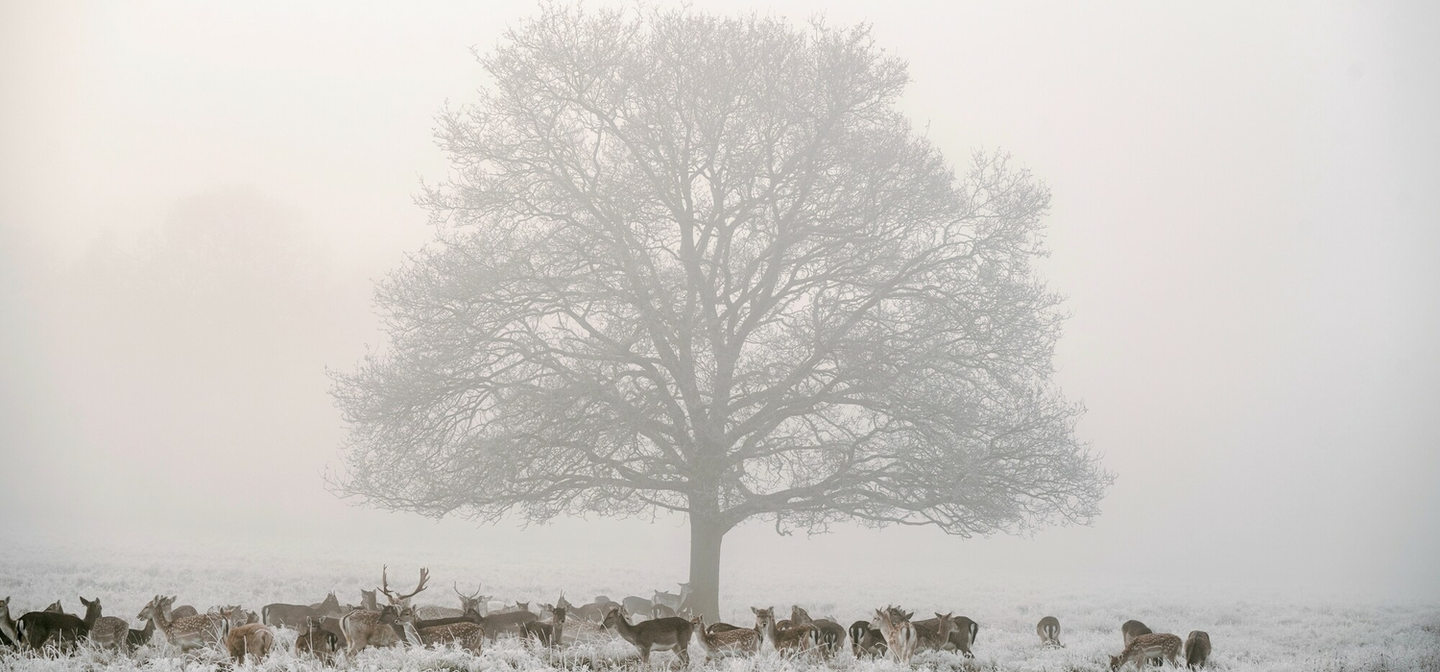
xmin=331 ymin=5 xmax=1110 ymax=620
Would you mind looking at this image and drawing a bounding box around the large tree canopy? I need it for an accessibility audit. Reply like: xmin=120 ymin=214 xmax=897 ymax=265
xmin=331 ymin=5 xmax=1110 ymax=618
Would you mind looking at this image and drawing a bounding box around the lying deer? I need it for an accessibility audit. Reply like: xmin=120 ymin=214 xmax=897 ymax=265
xmin=603 ymin=606 xmax=692 ymax=665
xmin=752 ymin=606 xmax=818 ymax=656
xmin=1111 ymin=632 xmax=1183 ymax=670
xmin=522 ymin=598 xmax=569 ymax=648
xmin=690 ymin=615 xmax=759 ymax=660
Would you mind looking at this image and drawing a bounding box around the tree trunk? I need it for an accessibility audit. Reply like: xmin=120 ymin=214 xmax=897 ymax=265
xmin=687 ymin=515 xmax=726 ymax=622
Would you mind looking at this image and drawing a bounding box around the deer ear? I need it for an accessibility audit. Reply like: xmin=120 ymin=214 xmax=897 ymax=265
xmin=750 ymin=607 xmax=759 ymax=614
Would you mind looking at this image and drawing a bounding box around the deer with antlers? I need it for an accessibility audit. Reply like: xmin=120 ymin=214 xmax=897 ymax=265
xmin=872 ymin=606 xmax=919 ymax=664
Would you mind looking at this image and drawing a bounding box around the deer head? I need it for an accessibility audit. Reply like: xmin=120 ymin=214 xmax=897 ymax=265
xmin=454 ymin=583 xmax=485 ymax=615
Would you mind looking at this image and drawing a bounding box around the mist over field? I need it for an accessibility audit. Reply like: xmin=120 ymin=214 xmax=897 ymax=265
xmin=1 ymin=2 xmax=1438 ymax=671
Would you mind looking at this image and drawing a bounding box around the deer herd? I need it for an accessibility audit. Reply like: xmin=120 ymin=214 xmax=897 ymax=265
xmin=0 ymin=567 xmax=1215 ymax=670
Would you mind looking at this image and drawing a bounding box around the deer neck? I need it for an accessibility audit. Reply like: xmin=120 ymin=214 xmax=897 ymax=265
xmin=761 ymin=619 xmax=780 ymax=648
xmin=0 ymin=610 xmax=17 ymax=643
xmin=609 ymin=615 xmax=640 ymax=644
xmin=82 ymin=604 xmax=101 ymax=630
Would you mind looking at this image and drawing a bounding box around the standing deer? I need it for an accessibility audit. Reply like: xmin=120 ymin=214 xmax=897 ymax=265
xmin=752 ymin=606 xmax=818 ymax=656
xmin=17 ymin=600 xmax=89 ymax=650
xmin=137 ymin=595 xmax=229 ymax=652
xmin=620 ymin=595 xmax=653 ymax=621
xmin=1185 ymin=630 xmax=1211 ymax=669
xmin=359 ymin=589 xmax=380 ymax=611
xmin=80 ymin=596 xmax=130 ymax=651
xmin=910 ymin=612 xmax=957 ymax=653
xmin=0 ymin=597 xmax=18 ymax=648
xmin=1111 ymin=632 xmax=1183 ymax=670
xmin=1121 ymin=619 xmax=1152 ymax=646
xmin=43 ymin=600 xmax=63 ymax=613
xmin=378 ymin=566 xmax=431 ymax=609
xmin=522 ymin=598 xmax=569 ymax=648
xmin=944 ymin=615 xmax=980 ymax=658
xmin=339 ymin=604 xmax=404 ymax=655
xmin=603 ymin=606 xmax=692 ymax=665
xmin=690 ymin=615 xmax=759 ymax=660
xmin=295 ymin=616 xmax=339 ymax=665
xmin=221 ymin=607 xmax=274 ymax=665
xmin=127 ymin=611 xmax=156 ymax=651
xmin=849 ymin=620 xmax=887 ymax=658
xmin=1037 ymin=615 xmax=1062 ymax=647
xmin=789 ymin=606 xmax=845 ymax=657
xmin=871 ymin=606 xmax=918 ymax=664
xmin=652 ymin=583 xmax=692 ymax=614
xmin=265 ymin=592 xmax=343 ymax=629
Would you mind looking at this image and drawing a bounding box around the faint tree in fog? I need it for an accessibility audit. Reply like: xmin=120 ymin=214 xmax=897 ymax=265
xmin=331 ymin=5 xmax=1110 ymax=619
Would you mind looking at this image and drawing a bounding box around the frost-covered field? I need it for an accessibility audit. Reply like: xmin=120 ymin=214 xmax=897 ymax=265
xmin=2 ymin=542 xmax=1436 ymax=672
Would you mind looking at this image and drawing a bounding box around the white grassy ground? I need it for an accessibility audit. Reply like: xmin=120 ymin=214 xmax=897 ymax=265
xmin=1 ymin=542 xmax=1435 ymax=672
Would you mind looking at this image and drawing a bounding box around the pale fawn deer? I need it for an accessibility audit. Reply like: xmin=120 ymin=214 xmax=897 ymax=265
xmin=603 ymin=606 xmax=692 ymax=665
xmin=339 ymin=604 xmax=405 ymax=656
xmin=220 ymin=607 xmax=274 ymax=665
xmin=871 ymin=606 xmax=918 ymax=664
xmin=1111 ymin=632 xmax=1183 ymax=670
xmin=752 ymin=606 xmax=818 ymax=656
xmin=138 ymin=595 xmax=229 ymax=652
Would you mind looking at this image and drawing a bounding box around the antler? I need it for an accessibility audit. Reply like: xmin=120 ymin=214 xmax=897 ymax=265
xmin=455 ymin=582 xmax=482 ymax=600
xmin=378 ymin=565 xmax=429 ymax=604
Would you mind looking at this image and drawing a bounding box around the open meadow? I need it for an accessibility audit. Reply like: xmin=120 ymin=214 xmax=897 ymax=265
xmin=1 ymin=542 xmax=1435 ymax=672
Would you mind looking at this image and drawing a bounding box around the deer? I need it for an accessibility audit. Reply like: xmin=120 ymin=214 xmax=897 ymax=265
xmin=620 ymin=595 xmax=653 ymax=621
xmin=0 ymin=597 xmax=19 ymax=648
xmin=127 ymin=610 xmax=156 ymax=651
xmin=264 ymin=592 xmax=343 ymax=629
xmin=17 ymin=600 xmax=89 ymax=650
xmin=1037 ymin=615 xmax=1063 ymax=647
xmin=849 ymin=620 xmax=887 ymax=658
xmin=80 ymin=596 xmax=130 ymax=651
xmin=137 ymin=595 xmax=230 ymax=652
xmin=339 ymin=604 xmax=405 ymax=655
xmin=752 ymin=606 xmax=818 ymax=656
xmin=572 ymin=598 xmax=618 ymax=623
xmin=603 ymin=606 xmax=692 ymax=665
xmin=522 ymin=597 xmax=569 ymax=648
xmin=1185 ymin=630 xmax=1211 ymax=669
xmin=939 ymin=615 xmax=979 ymax=658
xmin=1121 ymin=619 xmax=1152 ymax=646
xmin=170 ymin=604 xmax=199 ymax=619
xmin=871 ymin=606 xmax=918 ymax=664
xmin=690 ymin=615 xmax=759 ymax=660
xmin=910 ymin=612 xmax=957 ymax=653
xmin=1111 ymin=632 xmax=1183 ymax=670
xmin=652 ymin=583 xmax=692 ymax=614
xmin=359 ymin=589 xmax=380 ymax=612
xmin=220 ymin=607 xmax=274 ymax=665
xmin=789 ymin=606 xmax=845 ymax=657
xmin=378 ymin=565 xmax=431 ymax=609
xmin=296 ymin=616 xmax=340 ymax=665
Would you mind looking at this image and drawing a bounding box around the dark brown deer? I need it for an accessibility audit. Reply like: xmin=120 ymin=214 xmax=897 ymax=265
xmin=295 ymin=616 xmax=339 ymax=665
xmin=522 ymin=598 xmax=569 ymax=648
xmin=849 ymin=620 xmax=886 ymax=657
xmin=17 ymin=600 xmax=89 ymax=650
xmin=127 ymin=611 xmax=156 ymax=651
xmin=789 ymin=606 xmax=845 ymax=657
xmin=603 ymin=606 xmax=692 ymax=665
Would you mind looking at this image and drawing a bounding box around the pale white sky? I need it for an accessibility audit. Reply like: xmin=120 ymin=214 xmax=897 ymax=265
xmin=2 ymin=1 xmax=1437 ymax=601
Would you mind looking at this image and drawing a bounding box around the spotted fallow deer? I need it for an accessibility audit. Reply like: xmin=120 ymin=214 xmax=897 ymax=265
xmin=691 ymin=615 xmax=759 ymax=660
xmin=339 ymin=604 xmax=404 ymax=655
xmin=603 ymin=606 xmax=693 ymax=665
xmin=1185 ymin=630 xmax=1211 ymax=669
xmin=910 ymin=612 xmax=957 ymax=653
xmin=871 ymin=606 xmax=918 ymax=664
xmin=80 ymin=597 xmax=130 ymax=651
xmin=138 ymin=595 xmax=229 ymax=652
xmin=1037 ymin=615 xmax=1063 ymax=647
xmin=752 ymin=606 xmax=818 ymax=656
xmin=1111 ymin=632 xmax=1183 ymax=670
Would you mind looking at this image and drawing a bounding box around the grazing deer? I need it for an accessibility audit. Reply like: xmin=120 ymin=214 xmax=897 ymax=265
xmin=603 ymin=606 xmax=692 ymax=665
xmin=1121 ymin=619 xmax=1152 ymax=646
xmin=296 ymin=616 xmax=339 ymax=665
xmin=80 ymin=596 xmax=130 ymax=651
xmin=138 ymin=595 xmax=229 ymax=652
xmin=221 ymin=609 xmax=274 ymax=665
xmin=910 ymin=612 xmax=956 ymax=653
xmin=17 ymin=600 xmax=88 ymax=650
xmin=849 ymin=620 xmax=887 ymax=658
xmin=752 ymin=606 xmax=818 ymax=656
xmin=0 ymin=597 xmax=19 ymax=648
xmin=691 ymin=615 xmax=759 ymax=660
xmin=523 ymin=598 xmax=569 ymax=648
xmin=1037 ymin=615 xmax=1062 ymax=647
xmin=871 ymin=606 xmax=918 ymax=664
xmin=789 ymin=606 xmax=845 ymax=657
xmin=339 ymin=604 xmax=405 ymax=655
xmin=1111 ymin=632 xmax=1183 ymax=670
xmin=1185 ymin=630 xmax=1211 ymax=669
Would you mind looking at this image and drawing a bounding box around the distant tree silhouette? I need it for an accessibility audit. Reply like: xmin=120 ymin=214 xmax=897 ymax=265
xmin=331 ymin=6 xmax=1110 ymax=620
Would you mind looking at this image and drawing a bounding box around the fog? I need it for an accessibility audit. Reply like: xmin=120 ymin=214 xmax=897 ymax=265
xmin=2 ymin=0 xmax=1437 ymax=605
